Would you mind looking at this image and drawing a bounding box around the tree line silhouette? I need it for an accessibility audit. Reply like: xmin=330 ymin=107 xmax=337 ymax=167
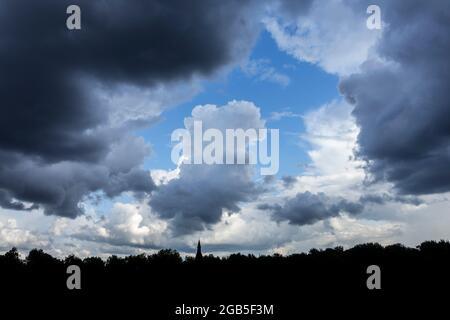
xmin=2 ymin=240 xmax=450 ymax=287
xmin=1 ymin=241 xmax=449 ymax=317
xmin=1 ymin=240 xmax=447 ymax=267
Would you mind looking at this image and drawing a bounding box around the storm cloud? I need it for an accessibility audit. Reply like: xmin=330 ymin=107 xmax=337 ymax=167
xmin=267 ymin=0 xmax=450 ymax=196
xmin=339 ymin=0 xmax=450 ymax=195
xmin=359 ymin=193 xmax=423 ymax=207
xmin=259 ymin=192 xmax=364 ymax=226
xmin=150 ymin=164 xmax=260 ymax=236
xmin=0 ymin=0 xmax=262 ymax=217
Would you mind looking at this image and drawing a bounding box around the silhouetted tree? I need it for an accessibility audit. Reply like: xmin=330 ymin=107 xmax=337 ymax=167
xmin=1 ymin=240 xmax=450 ymax=299
xmin=148 ymin=249 xmax=182 ymax=265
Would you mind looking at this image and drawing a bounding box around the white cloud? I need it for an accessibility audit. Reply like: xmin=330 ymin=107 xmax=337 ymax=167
xmin=91 ymin=79 xmax=202 ymax=128
xmin=151 ymin=168 xmax=180 ymax=186
xmin=186 ymin=100 xmax=266 ymax=133
xmin=278 ymin=99 xmax=365 ymax=200
xmin=265 ymin=0 xmax=381 ymax=76
xmin=55 ymin=99 xmax=443 ymax=255
xmin=2 ymin=1 xmax=448 ymax=257
xmin=302 ymin=99 xmax=362 ymax=177
xmin=51 ymin=200 xmax=169 ymax=249
xmin=274 ymin=214 xmax=402 ymax=255
xmin=0 ymin=217 xmax=49 ymax=251
xmin=151 ymin=100 xmax=266 ymax=235
xmin=1 ymin=98 xmax=445 ymax=258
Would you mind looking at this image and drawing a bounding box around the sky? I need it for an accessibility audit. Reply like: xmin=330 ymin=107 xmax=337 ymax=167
xmin=0 ymin=0 xmax=449 ymax=258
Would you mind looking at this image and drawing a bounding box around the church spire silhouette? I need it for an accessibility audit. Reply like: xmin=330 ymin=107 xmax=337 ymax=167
xmin=195 ymin=240 xmax=203 ymax=260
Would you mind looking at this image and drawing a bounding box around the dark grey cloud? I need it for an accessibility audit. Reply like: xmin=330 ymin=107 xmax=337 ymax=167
xmin=259 ymin=192 xmax=363 ymax=226
xmin=0 ymin=189 xmax=38 ymax=211
xmin=281 ymin=175 xmax=297 ymax=188
xmin=339 ymin=0 xmax=450 ymax=195
xmin=259 ymin=188 xmax=423 ymax=227
xmin=150 ymin=165 xmax=261 ymax=236
xmin=0 ymin=136 xmax=156 ymax=218
xmin=275 ymin=0 xmax=314 ymax=20
xmin=0 ymin=1 xmax=262 ymax=217
xmin=263 ymin=175 xmax=277 ymax=185
xmin=359 ymin=193 xmax=423 ymax=207
xmin=0 ymin=0 xmax=260 ymax=161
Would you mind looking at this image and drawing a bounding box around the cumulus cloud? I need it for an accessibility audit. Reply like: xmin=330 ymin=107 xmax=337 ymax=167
xmin=51 ymin=201 xmax=168 ymax=250
xmin=94 ymin=80 xmax=202 ymax=128
xmin=151 ymin=164 xmax=260 ymax=236
xmin=252 ymin=100 xmax=365 ymax=229
xmin=260 ymin=96 xmax=423 ymax=228
xmin=259 ymin=191 xmax=363 ymax=226
xmin=273 ymin=100 xmax=365 ymax=209
xmin=269 ymin=0 xmax=450 ymax=196
xmin=321 ymin=214 xmax=403 ymax=248
xmin=0 ymin=135 xmax=155 ymax=218
xmin=150 ymin=101 xmax=265 ymax=235
xmin=0 ymin=190 xmax=38 ymax=212
xmin=265 ymin=0 xmax=380 ymax=75
xmin=1 ymin=0 xmax=448 ymax=256
xmin=281 ymin=176 xmax=297 ymax=188
xmin=0 ymin=219 xmax=49 ymax=251
xmin=339 ymin=0 xmax=450 ymax=195
xmin=0 ymin=0 xmax=263 ymax=217
xmin=301 ymin=99 xmax=362 ymax=177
